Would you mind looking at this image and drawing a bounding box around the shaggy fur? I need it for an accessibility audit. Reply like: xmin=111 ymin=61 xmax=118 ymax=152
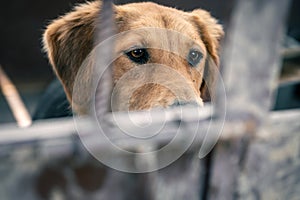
xmin=43 ymin=1 xmax=223 ymax=114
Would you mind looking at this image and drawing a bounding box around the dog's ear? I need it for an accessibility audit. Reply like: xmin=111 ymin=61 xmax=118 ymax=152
xmin=43 ymin=2 xmax=100 ymax=102
xmin=190 ymin=9 xmax=224 ymax=102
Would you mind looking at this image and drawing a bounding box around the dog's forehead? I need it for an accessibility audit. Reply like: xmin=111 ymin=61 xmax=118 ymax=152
xmin=115 ymin=3 xmax=205 ymax=53
xmin=115 ymin=3 xmax=200 ymax=39
xmin=115 ymin=28 xmax=205 ymax=56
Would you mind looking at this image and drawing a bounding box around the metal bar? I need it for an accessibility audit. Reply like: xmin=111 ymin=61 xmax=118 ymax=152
xmin=0 ymin=105 xmax=212 ymax=145
xmin=1 ymin=107 xmax=297 ymax=156
xmin=216 ymin=0 xmax=292 ymax=126
xmin=93 ymin=0 xmax=116 ymax=118
xmin=208 ymin=0 xmax=292 ymax=199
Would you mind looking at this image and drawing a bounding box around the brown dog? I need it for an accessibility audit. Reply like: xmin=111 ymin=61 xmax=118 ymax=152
xmin=43 ymin=1 xmax=223 ymax=114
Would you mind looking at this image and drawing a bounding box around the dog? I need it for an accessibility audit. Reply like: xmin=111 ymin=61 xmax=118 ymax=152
xmin=42 ymin=1 xmax=223 ymax=115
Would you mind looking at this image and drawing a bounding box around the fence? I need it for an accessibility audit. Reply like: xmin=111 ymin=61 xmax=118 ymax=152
xmin=0 ymin=0 xmax=299 ymax=199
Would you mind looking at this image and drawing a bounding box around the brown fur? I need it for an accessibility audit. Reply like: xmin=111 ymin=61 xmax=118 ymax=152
xmin=43 ymin=1 xmax=223 ymax=114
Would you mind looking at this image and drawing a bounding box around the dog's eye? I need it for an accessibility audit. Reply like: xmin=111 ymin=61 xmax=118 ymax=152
xmin=188 ymin=50 xmax=203 ymax=67
xmin=126 ymin=48 xmax=149 ymax=64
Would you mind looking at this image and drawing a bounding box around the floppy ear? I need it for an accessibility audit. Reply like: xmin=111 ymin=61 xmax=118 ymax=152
xmin=190 ymin=9 xmax=224 ymax=102
xmin=43 ymin=1 xmax=100 ymax=103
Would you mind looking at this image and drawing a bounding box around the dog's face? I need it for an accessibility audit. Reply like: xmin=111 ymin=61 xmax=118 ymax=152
xmin=43 ymin=1 xmax=223 ymax=114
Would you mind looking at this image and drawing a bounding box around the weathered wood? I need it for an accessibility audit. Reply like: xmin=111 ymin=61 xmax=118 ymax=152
xmin=208 ymin=111 xmax=300 ymax=200
xmin=0 ymin=0 xmax=297 ymax=199
xmin=208 ymin=0 xmax=292 ymax=199
xmin=237 ymin=110 xmax=300 ymax=199
xmin=216 ymin=0 xmax=291 ymax=124
xmin=0 ymin=139 xmax=206 ymax=200
xmin=146 ymin=153 xmax=205 ymax=200
xmin=1 ymin=110 xmax=299 ymax=199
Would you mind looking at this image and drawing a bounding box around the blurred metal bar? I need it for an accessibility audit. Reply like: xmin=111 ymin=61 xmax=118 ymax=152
xmin=0 ymin=106 xmax=212 ymax=146
xmin=93 ymin=0 xmax=116 ymax=117
xmin=0 ymin=65 xmax=32 ymax=127
xmin=209 ymin=0 xmax=292 ymax=199
xmin=216 ymin=0 xmax=292 ymax=126
xmin=0 ymin=105 xmax=287 ymax=156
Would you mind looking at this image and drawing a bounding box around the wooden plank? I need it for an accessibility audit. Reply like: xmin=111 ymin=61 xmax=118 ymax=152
xmin=208 ymin=0 xmax=292 ymax=199
xmin=0 ymin=142 xmax=206 ymax=200
xmin=0 ymin=110 xmax=299 ymax=199
xmin=146 ymin=153 xmax=205 ymax=200
xmin=237 ymin=110 xmax=300 ymax=199
xmin=216 ymin=0 xmax=291 ymax=124
xmin=208 ymin=110 xmax=300 ymax=200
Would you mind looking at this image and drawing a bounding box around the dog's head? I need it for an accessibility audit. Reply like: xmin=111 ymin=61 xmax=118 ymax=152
xmin=43 ymin=1 xmax=223 ymax=114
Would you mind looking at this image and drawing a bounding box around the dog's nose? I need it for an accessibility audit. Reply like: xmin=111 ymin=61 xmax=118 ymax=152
xmin=170 ymin=100 xmax=200 ymax=107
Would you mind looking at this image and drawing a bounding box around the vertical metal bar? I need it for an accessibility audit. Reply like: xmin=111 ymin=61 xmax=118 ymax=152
xmin=93 ymin=0 xmax=116 ymax=118
xmin=216 ymin=0 xmax=291 ymax=126
xmin=209 ymin=0 xmax=291 ymax=199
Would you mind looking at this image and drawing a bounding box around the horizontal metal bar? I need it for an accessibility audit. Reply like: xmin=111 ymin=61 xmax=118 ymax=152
xmin=1 ymin=105 xmax=298 ymax=156
xmin=0 ymin=105 xmax=212 ymax=145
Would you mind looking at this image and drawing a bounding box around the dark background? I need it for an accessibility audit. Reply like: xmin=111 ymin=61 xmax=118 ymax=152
xmin=1 ymin=0 xmax=299 ymax=84
xmin=0 ymin=0 xmax=299 ymax=122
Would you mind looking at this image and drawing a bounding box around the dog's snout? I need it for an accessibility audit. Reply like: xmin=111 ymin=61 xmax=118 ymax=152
xmin=171 ymin=100 xmax=200 ymax=107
